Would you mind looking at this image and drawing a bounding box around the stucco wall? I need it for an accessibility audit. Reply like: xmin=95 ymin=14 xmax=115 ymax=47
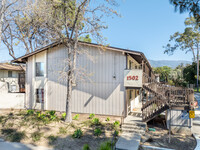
xmin=0 ymin=82 xmax=25 ymax=109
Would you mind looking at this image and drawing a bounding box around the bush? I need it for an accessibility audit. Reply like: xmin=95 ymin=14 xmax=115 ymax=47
xmin=59 ymin=127 xmax=67 ymax=134
xmin=114 ymin=130 xmax=119 ymax=136
xmin=72 ymin=129 xmax=83 ymax=138
xmin=31 ymin=131 xmax=42 ymax=142
xmin=113 ymin=121 xmax=120 ymax=127
xmin=83 ymin=144 xmax=90 ymax=150
xmin=73 ymin=114 xmax=80 ymax=120
xmin=106 ymin=117 xmax=110 ymax=121
xmin=94 ymin=128 xmax=102 ymax=137
xmin=92 ymin=118 xmax=100 ymax=125
xmin=98 ymin=141 xmax=112 ymax=150
xmin=89 ymin=113 xmax=95 ymax=119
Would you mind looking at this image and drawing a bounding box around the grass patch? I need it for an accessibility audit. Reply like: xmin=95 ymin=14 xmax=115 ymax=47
xmin=47 ymin=135 xmax=57 ymax=144
xmin=1 ymin=129 xmax=26 ymax=142
xmin=72 ymin=129 xmax=83 ymax=138
xmin=98 ymin=141 xmax=112 ymax=150
xmin=58 ymin=127 xmax=67 ymax=134
xmin=31 ymin=131 xmax=43 ymax=142
xmin=83 ymin=144 xmax=90 ymax=150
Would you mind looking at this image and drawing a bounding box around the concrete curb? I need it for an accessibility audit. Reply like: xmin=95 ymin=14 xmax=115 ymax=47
xmin=193 ymin=134 xmax=200 ymax=150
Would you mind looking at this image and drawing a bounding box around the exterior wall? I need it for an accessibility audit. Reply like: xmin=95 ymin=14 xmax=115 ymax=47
xmin=46 ymin=44 xmax=126 ymax=116
xmin=0 ymin=70 xmax=21 ymax=92
xmin=0 ymin=81 xmax=25 ymax=109
xmin=72 ymin=45 xmax=126 ymax=116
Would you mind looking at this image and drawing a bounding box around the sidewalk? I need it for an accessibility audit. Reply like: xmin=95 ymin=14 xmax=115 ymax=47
xmin=0 ymin=140 xmax=54 ymax=150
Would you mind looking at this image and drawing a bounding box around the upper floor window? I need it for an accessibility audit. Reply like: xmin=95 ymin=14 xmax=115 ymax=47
xmin=36 ymin=62 xmax=44 ymax=77
xmin=8 ymin=71 xmax=12 ymax=77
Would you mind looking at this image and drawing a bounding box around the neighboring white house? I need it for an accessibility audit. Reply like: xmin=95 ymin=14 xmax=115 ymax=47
xmin=0 ymin=63 xmax=25 ymax=93
xmin=13 ymin=42 xmax=155 ymax=117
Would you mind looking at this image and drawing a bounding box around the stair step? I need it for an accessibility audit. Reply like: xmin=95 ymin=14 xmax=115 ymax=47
xmin=122 ymin=125 xmax=145 ymax=130
xmin=123 ymin=122 xmax=146 ymax=128
xmin=122 ymin=128 xmax=145 ymax=135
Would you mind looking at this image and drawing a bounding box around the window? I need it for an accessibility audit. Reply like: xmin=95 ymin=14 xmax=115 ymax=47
xmin=8 ymin=71 xmax=12 ymax=77
xmin=36 ymin=89 xmax=44 ymax=103
xmin=36 ymin=62 xmax=44 ymax=77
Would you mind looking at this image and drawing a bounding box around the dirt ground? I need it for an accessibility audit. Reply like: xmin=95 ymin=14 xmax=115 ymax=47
xmin=140 ymin=121 xmax=196 ymax=150
xmin=0 ymin=109 xmax=121 ymax=150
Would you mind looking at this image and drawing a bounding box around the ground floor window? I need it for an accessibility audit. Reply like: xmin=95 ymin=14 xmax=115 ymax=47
xmin=36 ymin=89 xmax=44 ymax=103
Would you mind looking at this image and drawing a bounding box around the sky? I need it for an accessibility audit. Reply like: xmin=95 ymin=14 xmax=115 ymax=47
xmin=0 ymin=0 xmax=193 ymax=62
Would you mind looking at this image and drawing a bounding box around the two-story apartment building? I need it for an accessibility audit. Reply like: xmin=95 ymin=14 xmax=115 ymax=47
xmin=13 ymin=41 xmax=156 ymax=117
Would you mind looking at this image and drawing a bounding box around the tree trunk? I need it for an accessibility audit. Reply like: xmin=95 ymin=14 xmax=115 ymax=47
xmin=197 ymin=46 xmax=199 ymax=92
xmin=65 ymin=45 xmax=72 ymax=122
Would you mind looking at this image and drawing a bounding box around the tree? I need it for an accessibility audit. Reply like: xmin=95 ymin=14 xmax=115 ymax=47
xmin=153 ymin=66 xmax=172 ymax=83
xmin=183 ymin=62 xmax=197 ymax=84
xmin=164 ymin=17 xmax=200 ymax=90
xmin=170 ymin=0 xmax=200 ymax=22
xmin=4 ymin=0 xmax=119 ymax=122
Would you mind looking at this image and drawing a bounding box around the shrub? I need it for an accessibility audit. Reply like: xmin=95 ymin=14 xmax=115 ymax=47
xmin=27 ymin=109 xmax=34 ymax=115
xmin=83 ymin=144 xmax=90 ymax=150
xmin=92 ymin=118 xmax=100 ymax=125
xmin=31 ymin=131 xmax=42 ymax=142
xmin=59 ymin=127 xmax=67 ymax=134
xmin=73 ymin=114 xmax=80 ymax=120
xmin=47 ymin=135 xmax=57 ymax=144
xmin=72 ymin=129 xmax=83 ymax=138
xmin=113 ymin=121 xmax=120 ymax=127
xmin=106 ymin=117 xmax=110 ymax=121
xmin=98 ymin=141 xmax=112 ymax=150
xmin=94 ymin=128 xmax=102 ymax=137
xmin=7 ymin=123 xmax=14 ymax=128
xmin=89 ymin=113 xmax=95 ymax=119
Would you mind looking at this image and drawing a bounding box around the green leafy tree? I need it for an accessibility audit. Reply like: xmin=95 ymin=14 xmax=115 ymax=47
xmin=164 ymin=17 xmax=200 ymax=90
xmin=153 ymin=66 xmax=172 ymax=83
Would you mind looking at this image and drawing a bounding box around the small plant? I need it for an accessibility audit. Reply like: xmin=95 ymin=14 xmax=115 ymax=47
xmin=73 ymin=114 xmax=80 ymax=120
xmin=59 ymin=127 xmax=67 ymax=134
xmin=89 ymin=113 xmax=95 ymax=119
xmin=27 ymin=109 xmax=34 ymax=115
xmin=47 ymin=135 xmax=57 ymax=144
xmin=7 ymin=122 xmax=14 ymax=128
xmin=94 ymin=128 xmax=102 ymax=137
xmin=83 ymin=144 xmax=90 ymax=150
xmin=61 ymin=112 xmax=66 ymax=120
xmin=31 ymin=131 xmax=42 ymax=142
xmin=72 ymin=129 xmax=83 ymax=138
xmin=106 ymin=117 xmax=110 ymax=121
xmin=113 ymin=121 xmax=120 ymax=127
xmin=92 ymin=118 xmax=100 ymax=125
xmin=98 ymin=141 xmax=112 ymax=150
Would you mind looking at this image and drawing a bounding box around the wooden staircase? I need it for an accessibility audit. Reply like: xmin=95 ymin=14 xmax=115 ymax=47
xmin=141 ymin=73 xmax=194 ymax=122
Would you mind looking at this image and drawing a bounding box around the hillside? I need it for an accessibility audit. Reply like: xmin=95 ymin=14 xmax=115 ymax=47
xmin=149 ymin=60 xmax=192 ymax=68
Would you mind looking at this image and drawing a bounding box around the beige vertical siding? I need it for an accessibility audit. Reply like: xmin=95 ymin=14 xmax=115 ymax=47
xmin=26 ymin=57 xmax=33 ymax=109
xmin=72 ymin=45 xmax=126 ymax=116
xmin=27 ymin=44 xmax=126 ymax=116
xmin=47 ymin=45 xmax=67 ymax=111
